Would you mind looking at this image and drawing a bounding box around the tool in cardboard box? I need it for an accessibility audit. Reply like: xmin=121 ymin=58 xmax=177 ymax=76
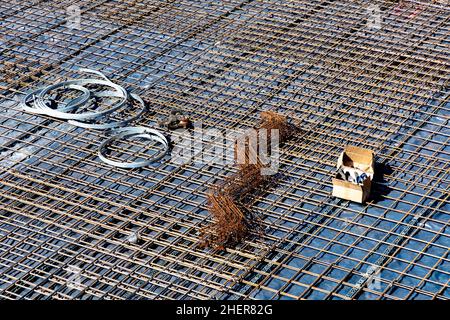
xmin=337 ymin=166 xmax=369 ymax=185
xmin=332 ymin=145 xmax=375 ymax=203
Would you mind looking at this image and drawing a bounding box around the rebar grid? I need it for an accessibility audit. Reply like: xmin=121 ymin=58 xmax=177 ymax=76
xmin=0 ymin=0 xmax=449 ymax=300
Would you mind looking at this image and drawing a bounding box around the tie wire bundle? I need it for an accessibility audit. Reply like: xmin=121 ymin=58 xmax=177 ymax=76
xmin=21 ymin=69 xmax=169 ymax=168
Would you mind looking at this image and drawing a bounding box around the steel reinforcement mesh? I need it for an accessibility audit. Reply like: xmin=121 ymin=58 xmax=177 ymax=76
xmin=0 ymin=0 xmax=449 ymax=300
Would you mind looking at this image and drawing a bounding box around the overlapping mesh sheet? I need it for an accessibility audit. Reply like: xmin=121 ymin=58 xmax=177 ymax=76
xmin=0 ymin=0 xmax=449 ymax=300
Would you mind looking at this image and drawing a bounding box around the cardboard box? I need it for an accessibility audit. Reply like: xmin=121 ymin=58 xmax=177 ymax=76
xmin=332 ymin=145 xmax=375 ymax=203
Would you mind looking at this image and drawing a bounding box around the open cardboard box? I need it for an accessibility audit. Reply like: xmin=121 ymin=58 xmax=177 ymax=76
xmin=332 ymin=145 xmax=375 ymax=203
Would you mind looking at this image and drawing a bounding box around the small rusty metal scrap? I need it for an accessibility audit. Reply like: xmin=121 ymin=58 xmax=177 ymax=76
xmin=158 ymin=109 xmax=192 ymax=130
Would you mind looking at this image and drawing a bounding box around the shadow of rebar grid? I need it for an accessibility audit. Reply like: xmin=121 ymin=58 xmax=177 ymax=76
xmin=0 ymin=0 xmax=449 ymax=300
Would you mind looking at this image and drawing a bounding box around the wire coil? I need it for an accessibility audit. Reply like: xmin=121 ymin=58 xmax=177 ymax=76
xmin=98 ymin=126 xmax=169 ymax=168
xmin=22 ymin=69 xmax=168 ymax=168
xmin=22 ymin=69 xmax=129 ymax=124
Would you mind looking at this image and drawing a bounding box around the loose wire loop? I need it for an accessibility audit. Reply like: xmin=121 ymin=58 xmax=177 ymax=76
xmin=98 ymin=127 xmax=169 ymax=168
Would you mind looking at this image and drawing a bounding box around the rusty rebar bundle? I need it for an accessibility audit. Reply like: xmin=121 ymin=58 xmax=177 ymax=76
xmin=201 ymin=111 xmax=296 ymax=249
